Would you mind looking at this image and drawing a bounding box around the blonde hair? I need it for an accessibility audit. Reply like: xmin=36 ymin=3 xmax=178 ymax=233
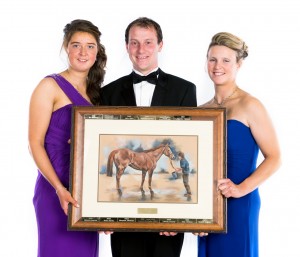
xmin=207 ymin=32 xmax=248 ymax=62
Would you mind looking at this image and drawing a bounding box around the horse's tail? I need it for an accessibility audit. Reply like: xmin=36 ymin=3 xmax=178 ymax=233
xmin=107 ymin=151 xmax=115 ymax=177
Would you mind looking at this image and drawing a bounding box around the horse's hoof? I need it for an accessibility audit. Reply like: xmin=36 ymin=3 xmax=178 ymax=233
xmin=149 ymin=190 xmax=154 ymax=200
xmin=117 ymin=189 xmax=122 ymax=196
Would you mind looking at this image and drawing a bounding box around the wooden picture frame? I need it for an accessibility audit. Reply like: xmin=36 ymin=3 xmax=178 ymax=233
xmin=68 ymin=106 xmax=226 ymax=233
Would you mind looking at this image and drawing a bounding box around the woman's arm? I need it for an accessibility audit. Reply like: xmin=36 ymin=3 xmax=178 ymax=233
xmin=218 ymin=97 xmax=281 ymax=198
xmin=28 ymin=78 xmax=78 ymax=214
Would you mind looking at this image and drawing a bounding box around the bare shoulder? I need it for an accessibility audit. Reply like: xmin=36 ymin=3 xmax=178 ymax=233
xmin=30 ymin=77 xmax=65 ymax=110
xmin=238 ymin=89 xmax=269 ymax=126
xmin=36 ymin=76 xmax=59 ymax=91
xmin=31 ymin=76 xmax=61 ymax=98
xmin=239 ymin=90 xmax=265 ymax=112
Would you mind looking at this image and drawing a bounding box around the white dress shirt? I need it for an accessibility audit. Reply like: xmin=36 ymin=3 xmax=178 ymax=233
xmin=133 ymin=68 xmax=158 ymax=107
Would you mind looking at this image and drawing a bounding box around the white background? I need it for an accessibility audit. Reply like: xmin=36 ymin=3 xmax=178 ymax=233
xmin=0 ymin=0 xmax=299 ymax=256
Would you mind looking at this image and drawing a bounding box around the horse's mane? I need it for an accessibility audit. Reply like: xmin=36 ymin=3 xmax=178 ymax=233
xmin=143 ymin=144 xmax=166 ymax=153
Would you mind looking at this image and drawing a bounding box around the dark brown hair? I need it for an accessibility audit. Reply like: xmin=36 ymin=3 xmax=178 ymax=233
xmin=125 ymin=17 xmax=163 ymax=44
xmin=178 ymin=151 xmax=185 ymax=158
xmin=63 ymin=19 xmax=107 ymax=105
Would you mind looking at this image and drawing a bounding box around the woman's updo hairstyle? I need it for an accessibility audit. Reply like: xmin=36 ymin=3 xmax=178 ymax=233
xmin=207 ymin=32 xmax=248 ymax=62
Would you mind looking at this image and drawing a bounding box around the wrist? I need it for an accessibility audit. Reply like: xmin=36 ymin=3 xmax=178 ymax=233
xmin=55 ymin=185 xmax=66 ymax=194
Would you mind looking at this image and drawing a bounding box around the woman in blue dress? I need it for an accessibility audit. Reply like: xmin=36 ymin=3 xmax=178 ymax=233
xmin=197 ymin=32 xmax=281 ymax=257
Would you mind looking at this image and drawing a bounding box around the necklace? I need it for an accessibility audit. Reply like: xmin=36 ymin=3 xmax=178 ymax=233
xmin=214 ymin=87 xmax=238 ymax=106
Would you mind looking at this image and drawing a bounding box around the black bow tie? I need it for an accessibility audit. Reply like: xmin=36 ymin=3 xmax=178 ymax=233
xmin=132 ymin=70 xmax=159 ymax=84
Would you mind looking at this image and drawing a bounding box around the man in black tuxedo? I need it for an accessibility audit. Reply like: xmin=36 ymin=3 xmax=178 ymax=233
xmin=101 ymin=17 xmax=197 ymax=257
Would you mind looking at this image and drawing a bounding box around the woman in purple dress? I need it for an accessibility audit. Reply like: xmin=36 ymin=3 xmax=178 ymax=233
xmin=197 ymin=32 xmax=281 ymax=257
xmin=29 ymin=19 xmax=107 ymax=257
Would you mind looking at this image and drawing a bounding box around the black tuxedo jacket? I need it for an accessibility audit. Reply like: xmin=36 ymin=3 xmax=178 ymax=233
xmin=100 ymin=68 xmax=197 ymax=107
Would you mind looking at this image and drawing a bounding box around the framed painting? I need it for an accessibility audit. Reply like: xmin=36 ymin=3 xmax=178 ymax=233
xmin=68 ymin=106 xmax=227 ymax=233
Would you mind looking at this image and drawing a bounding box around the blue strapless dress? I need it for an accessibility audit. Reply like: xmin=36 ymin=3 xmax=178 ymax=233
xmin=198 ymin=120 xmax=260 ymax=257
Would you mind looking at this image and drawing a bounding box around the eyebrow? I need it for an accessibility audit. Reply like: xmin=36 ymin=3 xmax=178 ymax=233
xmin=129 ymin=38 xmax=155 ymax=42
xmin=70 ymin=41 xmax=96 ymax=45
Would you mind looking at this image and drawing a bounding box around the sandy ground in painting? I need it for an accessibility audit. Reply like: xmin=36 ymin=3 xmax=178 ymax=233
xmin=98 ymin=171 xmax=197 ymax=204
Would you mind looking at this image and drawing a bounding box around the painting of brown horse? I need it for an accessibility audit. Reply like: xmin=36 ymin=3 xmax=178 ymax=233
xmin=106 ymin=144 xmax=175 ymax=198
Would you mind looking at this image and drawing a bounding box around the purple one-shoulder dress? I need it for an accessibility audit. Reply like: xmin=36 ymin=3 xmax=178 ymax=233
xmin=33 ymin=74 xmax=99 ymax=257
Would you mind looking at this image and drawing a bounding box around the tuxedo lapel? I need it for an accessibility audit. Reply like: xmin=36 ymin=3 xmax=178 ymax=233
xmin=151 ymin=69 xmax=168 ymax=106
xmin=120 ymin=74 xmax=137 ymax=106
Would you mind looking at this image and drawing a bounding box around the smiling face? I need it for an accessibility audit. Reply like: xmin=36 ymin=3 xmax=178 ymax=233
xmin=207 ymin=45 xmax=241 ymax=86
xmin=66 ymin=31 xmax=98 ymax=73
xmin=126 ymin=25 xmax=163 ymax=75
